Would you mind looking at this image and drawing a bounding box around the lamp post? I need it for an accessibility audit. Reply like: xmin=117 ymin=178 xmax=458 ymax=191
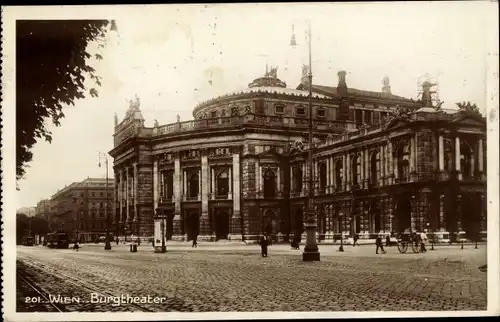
xmin=290 ymin=20 xmax=320 ymax=261
xmin=99 ymin=152 xmax=112 ymax=250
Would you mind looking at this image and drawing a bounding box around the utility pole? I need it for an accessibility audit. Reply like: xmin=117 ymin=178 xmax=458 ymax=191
xmin=99 ymin=152 xmax=112 ymax=250
xmin=290 ymin=20 xmax=320 ymax=261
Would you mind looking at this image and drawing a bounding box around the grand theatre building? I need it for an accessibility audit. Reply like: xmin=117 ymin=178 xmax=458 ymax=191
xmin=109 ymin=68 xmax=487 ymax=244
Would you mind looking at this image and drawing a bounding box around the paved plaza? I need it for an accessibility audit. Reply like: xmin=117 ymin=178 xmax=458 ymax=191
xmin=16 ymin=242 xmax=487 ymax=312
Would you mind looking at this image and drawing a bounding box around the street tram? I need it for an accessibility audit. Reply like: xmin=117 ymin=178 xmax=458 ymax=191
xmin=46 ymin=232 xmax=70 ymax=249
xmin=21 ymin=236 xmax=34 ymax=246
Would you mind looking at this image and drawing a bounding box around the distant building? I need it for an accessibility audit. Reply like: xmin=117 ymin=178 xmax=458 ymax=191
xmin=110 ymin=66 xmax=486 ymax=243
xmin=17 ymin=207 xmax=36 ymax=217
xmin=50 ymin=177 xmax=114 ymax=242
xmin=35 ymin=199 xmax=51 ymax=222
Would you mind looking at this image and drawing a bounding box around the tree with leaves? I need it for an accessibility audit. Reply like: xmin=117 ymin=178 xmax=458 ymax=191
xmin=16 ymin=20 xmax=116 ymax=183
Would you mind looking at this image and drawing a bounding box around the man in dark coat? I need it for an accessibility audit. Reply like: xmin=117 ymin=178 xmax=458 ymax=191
xmin=260 ymin=234 xmax=269 ymax=257
xmin=376 ymin=235 xmax=386 ymax=254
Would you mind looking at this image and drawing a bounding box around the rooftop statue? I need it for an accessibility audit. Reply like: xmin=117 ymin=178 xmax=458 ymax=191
xmin=302 ymin=64 xmax=309 ymax=77
xmin=154 ymin=119 xmax=159 ymax=127
xmin=456 ymin=101 xmax=480 ymax=114
xmin=176 ymin=114 xmax=181 ymax=122
xmin=269 ymin=66 xmax=278 ymax=78
xmin=382 ymin=75 xmax=390 ymax=86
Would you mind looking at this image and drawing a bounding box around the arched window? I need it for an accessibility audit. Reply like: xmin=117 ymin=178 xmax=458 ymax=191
xmin=444 ymin=139 xmax=453 ymax=172
xmin=352 ymin=154 xmax=361 ymax=186
xmin=165 ymin=172 xmax=174 ymax=199
xmin=188 ymin=172 xmax=199 ymax=198
xmin=319 ymin=162 xmax=327 ymax=193
xmin=460 ymin=142 xmax=472 ymax=177
xmin=397 ymin=144 xmax=410 ymax=181
xmin=335 ymin=160 xmax=343 ymax=190
xmin=293 ymin=166 xmax=303 ymax=193
xmin=217 ymin=171 xmax=229 ymax=196
xmin=263 ymin=169 xmax=276 ymax=198
xmin=370 ymin=151 xmax=380 ymax=185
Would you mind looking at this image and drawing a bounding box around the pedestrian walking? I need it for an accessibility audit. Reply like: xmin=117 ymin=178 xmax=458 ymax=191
xmin=192 ymin=234 xmax=198 ymax=248
xmin=353 ymin=233 xmax=359 ymax=247
xmin=375 ymin=235 xmax=386 ymax=254
xmin=385 ymin=235 xmax=391 ymax=247
xmin=291 ymin=235 xmax=300 ymax=250
xmin=260 ymin=234 xmax=269 ymax=257
xmin=420 ymin=230 xmax=428 ymax=253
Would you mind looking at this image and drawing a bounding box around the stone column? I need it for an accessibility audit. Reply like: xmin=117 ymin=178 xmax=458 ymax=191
xmin=455 ymin=136 xmax=462 ymax=180
xmin=364 ymin=149 xmax=369 ymax=189
xmin=276 ymin=166 xmax=281 ymax=196
xmin=125 ymin=167 xmax=130 ymax=224
xmin=332 ymin=157 xmax=337 ymax=191
xmin=326 ymin=158 xmax=330 ymax=193
xmin=345 ymin=152 xmax=351 ymax=191
xmin=387 ymin=141 xmax=393 ymax=184
xmin=380 ymin=145 xmax=385 ymax=185
xmin=438 ymin=135 xmax=444 ymax=171
xmin=183 ymin=170 xmax=187 ymax=199
xmin=342 ymin=155 xmax=346 ymax=191
xmin=290 ymin=166 xmax=294 ymax=193
xmin=153 ymin=160 xmax=158 ymax=211
xmin=228 ymin=167 xmax=232 ymax=199
xmin=211 ymin=167 xmax=215 ymax=197
xmin=255 ymin=160 xmax=260 ymax=197
xmin=198 ymin=168 xmax=202 ymax=201
xmin=230 ymin=153 xmax=242 ymax=240
xmin=259 ymin=165 xmax=263 ymax=196
xmin=173 ymin=156 xmax=182 ymax=240
xmin=478 ymin=139 xmax=484 ymax=173
xmin=470 ymin=153 xmax=475 ymax=177
xmin=200 ymin=153 xmax=210 ymax=239
xmin=133 ymin=163 xmax=138 ymax=230
xmin=302 ymin=162 xmax=307 ymax=194
xmin=119 ymin=168 xmax=123 ymax=225
xmin=409 ymin=136 xmax=416 ymax=181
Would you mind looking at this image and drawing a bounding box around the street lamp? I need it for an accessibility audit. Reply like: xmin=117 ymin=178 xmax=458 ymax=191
xmin=99 ymin=152 xmax=112 ymax=250
xmin=291 ymin=21 xmax=320 ymax=261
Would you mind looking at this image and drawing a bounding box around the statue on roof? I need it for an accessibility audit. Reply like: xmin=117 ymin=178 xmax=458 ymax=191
xmin=154 ymin=119 xmax=159 ymax=127
xmin=456 ymin=101 xmax=480 ymax=114
xmin=269 ymin=66 xmax=278 ymax=78
xmin=302 ymin=64 xmax=309 ymax=77
xmin=176 ymin=114 xmax=180 ymax=122
xmin=125 ymin=94 xmax=142 ymax=118
xmin=383 ymin=76 xmax=390 ymax=86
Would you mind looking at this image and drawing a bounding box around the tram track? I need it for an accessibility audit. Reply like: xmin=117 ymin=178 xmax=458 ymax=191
xmin=17 ymin=272 xmax=65 ymax=312
xmin=19 ymin=259 xmax=155 ymax=312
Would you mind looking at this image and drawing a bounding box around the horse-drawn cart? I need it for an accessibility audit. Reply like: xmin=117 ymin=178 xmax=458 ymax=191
xmin=397 ymin=233 xmax=422 ymax=254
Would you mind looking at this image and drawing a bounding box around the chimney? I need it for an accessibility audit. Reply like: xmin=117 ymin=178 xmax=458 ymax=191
xmin=337 ymin=70 xmax=348 ymax=97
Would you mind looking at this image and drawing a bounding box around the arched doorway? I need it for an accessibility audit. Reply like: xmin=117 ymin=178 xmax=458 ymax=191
xmin=263 ymin=169 xmax=276 ymax=198
xmin=185 ymin=211 xmax=200 ymax=241
xmin=215 ymin=211 xmax=230 ymax=240
xmin=394 ymin=197 xmax=411 ymax=233
xmin=294 ymin=208 xmax=304 ymax=237
xmin=319 ymin=163 xmax=327 ymax=193
xmin=462 ymin=193 xmax=481 ymax=241
xmin=370 ymin=151 xmax=380 ymax=185
xmin=166 ymin=211 xmax=174 ymax=240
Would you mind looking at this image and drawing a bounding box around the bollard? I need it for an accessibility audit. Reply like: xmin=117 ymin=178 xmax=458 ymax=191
xmin=475 ymin=240 xmax=478 ymax=249
xmin=339 ymin=238 xmax=344 ymax=252
xmin=461 ymin=240 xmax=464 ymax=249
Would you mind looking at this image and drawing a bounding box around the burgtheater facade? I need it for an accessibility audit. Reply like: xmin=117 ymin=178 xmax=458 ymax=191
xmin=109 ymin=68 xmax=487 ymax=243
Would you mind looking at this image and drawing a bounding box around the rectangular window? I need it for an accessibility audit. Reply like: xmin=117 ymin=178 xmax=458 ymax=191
xmin=296 ymin=107 xmax=306 ymax=116
xmin=211 ymin=111 xmax=217 ymax=118
xmin=316 ymin=108 xmax=326 ymax=118
xmin=275 ymin=105 xmax=284 ymax=114
xmin=255 ymin=99 xmax=265 ymax=115
xmin=365 ymin=111 xmax=372 ymax=123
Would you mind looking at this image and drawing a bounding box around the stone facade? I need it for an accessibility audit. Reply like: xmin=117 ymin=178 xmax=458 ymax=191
xmin=109 ymin=71 xmax=487 ymax=244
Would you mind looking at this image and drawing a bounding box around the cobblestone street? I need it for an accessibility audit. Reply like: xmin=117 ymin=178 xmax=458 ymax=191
xmin=16 ymin=243 xmax=487 ymax=312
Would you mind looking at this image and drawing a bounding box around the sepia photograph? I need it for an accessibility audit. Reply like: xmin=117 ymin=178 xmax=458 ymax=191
xmin=1 ymin=2 xmax=499 ymax=321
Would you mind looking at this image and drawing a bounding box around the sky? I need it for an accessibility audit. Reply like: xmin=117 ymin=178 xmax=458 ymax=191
xmin=14 ymin=2 xmax=498 ymax=207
